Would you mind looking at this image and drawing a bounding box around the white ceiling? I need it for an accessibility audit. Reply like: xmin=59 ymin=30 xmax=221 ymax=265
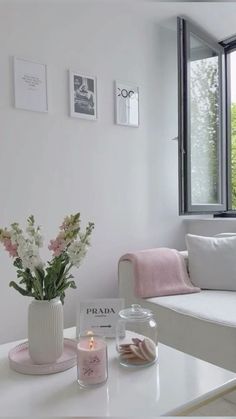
xmin=130 ymin=1 xmax=236 ymax=42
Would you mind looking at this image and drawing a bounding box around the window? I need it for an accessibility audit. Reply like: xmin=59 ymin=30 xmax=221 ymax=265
xmin=229 ymin=50 xmax=236 ymax=209
xmin=178 ymin=17 xmax=230 ymax=215
xmin=223 ymin=46 xmax=236 ymax=211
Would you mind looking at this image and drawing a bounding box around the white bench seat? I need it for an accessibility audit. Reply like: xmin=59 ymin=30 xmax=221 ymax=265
xmin=119 ymin=259 xmax=236 ymax=373
xmin=148 ymin=290 xmax=236 ymax=328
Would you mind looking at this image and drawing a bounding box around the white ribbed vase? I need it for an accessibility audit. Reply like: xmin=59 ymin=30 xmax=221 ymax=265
xmin=28 ymin=298 xmax=63 ymax=364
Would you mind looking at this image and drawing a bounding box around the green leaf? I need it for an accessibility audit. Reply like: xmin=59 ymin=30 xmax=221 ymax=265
xmin=60 ymin=292 xmax=65 ymax=304
xmin=27 ymin=215 xmax=35 ymax=225
xmin=13 ymin=258 xmax=23 ymax=269
xmin=9 ymin=281 xmax=34 ymax=297
xmin=32 ymin=276 xmax=43 ymax=300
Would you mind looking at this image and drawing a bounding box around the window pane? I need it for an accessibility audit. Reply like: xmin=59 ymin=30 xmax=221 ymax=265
xmin=178 ymin=17 xmax=226 ymax=214
xmin=190 ymin=34 xmax=220 ymax=205
xmin=230 ymin=51 xmax=236 ymax=209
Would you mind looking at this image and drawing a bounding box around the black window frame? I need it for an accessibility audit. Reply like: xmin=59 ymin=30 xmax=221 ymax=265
xmin=220 ymin=37 xmax=236 ymax=214
xmin=178 ymin=17 xmax=228 ymax=215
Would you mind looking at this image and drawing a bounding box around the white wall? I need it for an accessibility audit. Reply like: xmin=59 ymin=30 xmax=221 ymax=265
xmin=0 ymin=2 xmax=185 ymax=343
xmin=185 ymin=218 xmax=236 ymax=236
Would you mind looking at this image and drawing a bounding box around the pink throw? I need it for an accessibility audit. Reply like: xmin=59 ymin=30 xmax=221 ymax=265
xmin=120 ymin=248 xmax=200 ymax=298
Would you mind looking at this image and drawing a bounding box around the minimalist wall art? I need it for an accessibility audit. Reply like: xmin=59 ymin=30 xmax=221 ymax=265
xmin=69 ymin=71 xmax=97 ymax=120
xmin=115 ymin=81 xmax=139 ymax=127
xmin=76 ymin=298 xmax=124 ymax=338
xmin=13 ymin=57 xmax=48 ymax=112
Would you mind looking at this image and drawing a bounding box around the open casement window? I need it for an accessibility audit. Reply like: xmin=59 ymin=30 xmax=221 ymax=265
xmin=178 ymin=17 xmax=227 ymax=214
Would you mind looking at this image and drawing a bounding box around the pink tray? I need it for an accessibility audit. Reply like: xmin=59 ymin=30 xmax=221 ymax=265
xmin=8 ymin=338 xmax=77 ymax=375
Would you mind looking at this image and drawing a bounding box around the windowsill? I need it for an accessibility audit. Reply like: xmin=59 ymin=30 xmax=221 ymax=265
xmin=184 ymin=217 xmax=236 ymax=222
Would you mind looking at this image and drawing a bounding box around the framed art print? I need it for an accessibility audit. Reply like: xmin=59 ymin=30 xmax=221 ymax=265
xmin=13 ymin=57 xmax=48 ymax=113
xmin=115 ymin=81 xmax=139 ymax=127
xmin=69 ymin=71 xmax=97 ymax=120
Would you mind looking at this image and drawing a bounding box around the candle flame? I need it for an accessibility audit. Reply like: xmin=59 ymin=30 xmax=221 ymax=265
xmin=89 ymin=336 xmax=94 ymax=350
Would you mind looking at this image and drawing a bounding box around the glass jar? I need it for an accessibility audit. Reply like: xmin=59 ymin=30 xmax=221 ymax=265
xmin=116 ymin=304 xmax=158 ymax=367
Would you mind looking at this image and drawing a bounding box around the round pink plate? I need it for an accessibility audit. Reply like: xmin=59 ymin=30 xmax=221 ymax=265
xmin=8 ymin=338 xmax=77 ymax=375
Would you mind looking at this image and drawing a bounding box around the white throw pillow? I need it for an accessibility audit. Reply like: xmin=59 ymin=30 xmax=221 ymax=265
xmin=185 ymin=234 xmax=236 ymax=291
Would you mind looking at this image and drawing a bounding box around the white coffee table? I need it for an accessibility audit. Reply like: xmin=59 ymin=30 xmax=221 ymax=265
xmin=0 ymin=327 xmax=236 ymax=417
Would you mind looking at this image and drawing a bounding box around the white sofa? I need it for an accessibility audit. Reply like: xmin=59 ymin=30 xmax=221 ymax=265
xmin=118 ymin=251 xmax=236 ymax=373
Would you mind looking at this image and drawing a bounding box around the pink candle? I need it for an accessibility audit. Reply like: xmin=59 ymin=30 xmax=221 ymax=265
xmin=77 ymin=335 xmax=108 ymax=387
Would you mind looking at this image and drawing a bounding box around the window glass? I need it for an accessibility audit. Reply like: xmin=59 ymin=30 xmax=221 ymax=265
xmin=230 ymin=51 xmax=236 ymax=209
xmin=190 ymin=34 xmax=220 ymax=205
xmin=178 ymin=17 xmax=226 ymax=214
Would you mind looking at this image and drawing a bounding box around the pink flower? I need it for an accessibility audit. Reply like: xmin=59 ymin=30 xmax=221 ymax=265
xmin=3 ymin=238 xmax=18 ymax=258
xmin=48 ymin=237 xmax=66 ymax=257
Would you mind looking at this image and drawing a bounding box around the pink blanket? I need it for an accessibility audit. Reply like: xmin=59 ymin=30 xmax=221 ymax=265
xmin=120 ymin=248 xmax=200 ymax=298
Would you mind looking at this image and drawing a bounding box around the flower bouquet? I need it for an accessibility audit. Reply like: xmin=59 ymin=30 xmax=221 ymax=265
xmin=0 ymin=213 xmax=94 ymax=302
xmin=0 ymin=213 xmax=94 ymax=364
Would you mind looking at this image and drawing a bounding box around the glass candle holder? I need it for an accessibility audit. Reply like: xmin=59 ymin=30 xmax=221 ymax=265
xmin=77 ymin=334 xmax=108 ymax=387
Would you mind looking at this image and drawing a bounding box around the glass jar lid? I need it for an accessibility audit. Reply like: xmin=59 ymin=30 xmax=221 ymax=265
xmin=119 ymin=304 xmax=153 ymax=321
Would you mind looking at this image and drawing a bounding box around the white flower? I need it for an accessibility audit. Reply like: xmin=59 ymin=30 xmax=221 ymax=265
xmin=17 ymin=236 xmax=43 ymax=272
xmin=26 ymin=225 xmax=43 ymax=248
xmin=67 ymin=241 xmax=88 ymax=268
xmin=26 ymin=224 xmax=34 ymax=236
xmin=34 ymin=231 xmax=44 ymax=248
xmin=10 ymin=228 xmax=20 ymax=246
xmin=10 ymin=232 xmax=17 ymax=245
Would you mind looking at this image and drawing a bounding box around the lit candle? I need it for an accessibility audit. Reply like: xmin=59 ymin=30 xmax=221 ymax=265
xmin=77 ymin=334 xmax=108 ymax=387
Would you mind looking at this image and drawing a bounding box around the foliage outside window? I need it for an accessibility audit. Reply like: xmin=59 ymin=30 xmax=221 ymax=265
xmin=190 ymin=55 xmax=219 ymax=205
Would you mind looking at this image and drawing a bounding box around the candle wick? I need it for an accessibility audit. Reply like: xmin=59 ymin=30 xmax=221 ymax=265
xmin=89 ymin=336 xmax=94 ymax=350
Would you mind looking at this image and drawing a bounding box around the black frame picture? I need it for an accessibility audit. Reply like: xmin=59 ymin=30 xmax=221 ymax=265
xmin=69 ymin=71 xmax=97 ymax=120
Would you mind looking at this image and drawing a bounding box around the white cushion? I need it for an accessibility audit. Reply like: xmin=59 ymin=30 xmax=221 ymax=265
xmin=145 ymin=290 xmax=236 ymax=372
xmin=186 ymin=234 xmax=236 ymax=291
xmin=148 ymin=290 xmax=236 ymax=327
